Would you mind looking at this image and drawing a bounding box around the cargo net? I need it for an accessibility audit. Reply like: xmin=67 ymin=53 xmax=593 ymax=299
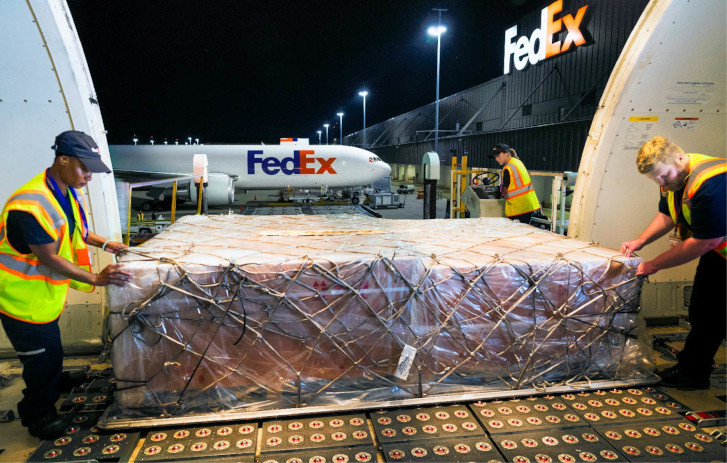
xmin=106 ymin=215 xmax=651 ymax=419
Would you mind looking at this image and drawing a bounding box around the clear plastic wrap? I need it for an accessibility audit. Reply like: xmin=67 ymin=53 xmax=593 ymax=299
xmin=106 ymin=215 xmax=652 ymax=420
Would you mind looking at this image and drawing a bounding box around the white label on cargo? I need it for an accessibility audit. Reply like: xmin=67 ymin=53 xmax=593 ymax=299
xmin=395 ymin=344 xmax=417 ymax=380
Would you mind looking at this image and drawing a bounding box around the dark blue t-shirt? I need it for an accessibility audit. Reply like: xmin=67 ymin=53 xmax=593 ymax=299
xmin=658 ymin=172 xmax=726 ymax=239
xmin=6 ymin=181 xmax=76 ymax=254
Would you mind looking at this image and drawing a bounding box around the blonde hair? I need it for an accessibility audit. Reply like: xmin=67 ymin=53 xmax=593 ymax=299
xmin=509 ymin=148 xmax=519 ymax=159
xmin=636 ymin=137 xmax=684 ymax=174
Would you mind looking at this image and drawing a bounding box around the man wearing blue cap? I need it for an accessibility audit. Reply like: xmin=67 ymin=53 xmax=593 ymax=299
xmin=0 ymin=130 xmax=131 ymax=439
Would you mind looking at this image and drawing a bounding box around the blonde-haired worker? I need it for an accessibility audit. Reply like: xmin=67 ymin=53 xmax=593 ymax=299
xmin=621 ymin=136 xmax=725 ymax=389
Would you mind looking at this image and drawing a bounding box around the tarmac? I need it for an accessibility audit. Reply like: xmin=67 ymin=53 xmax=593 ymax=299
xmin=131 ymin=183 xmax=450 ymax=224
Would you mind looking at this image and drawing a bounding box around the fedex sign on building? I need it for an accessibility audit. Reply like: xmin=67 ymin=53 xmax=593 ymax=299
xmin=504 ymin=0 xmax=589 ymax=74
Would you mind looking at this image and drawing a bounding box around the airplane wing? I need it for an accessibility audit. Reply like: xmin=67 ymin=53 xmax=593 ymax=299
xmin=113 ymin=169 xmax=238 ymax=206
xmin=114 ymin=169 xmax=195 ymax=183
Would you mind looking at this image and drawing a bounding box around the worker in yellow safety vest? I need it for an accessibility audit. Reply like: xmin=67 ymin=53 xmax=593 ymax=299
xmin=489 ymin=143 xmax=541 ymax=224
xmin=621 ymin=136 xmax=726 ymax=390
xmin=0 ymin=131 xmax=131 ymax=440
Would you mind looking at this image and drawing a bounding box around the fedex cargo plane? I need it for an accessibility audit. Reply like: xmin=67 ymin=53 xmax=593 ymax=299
xmin=109 ymin=139 xmax=391 ymax=205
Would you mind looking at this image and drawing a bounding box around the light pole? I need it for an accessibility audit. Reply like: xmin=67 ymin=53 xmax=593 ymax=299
xmin=337 ymin=112 xmax=344 ymax=145
xmin=358 ymin=90 xmax=368 ymax=148
xmin=317 ymin=130 xmax=322 ymax=145
xmin=323 ymin=123 xmax=329 ymax=145
xmin=428 ymin=9 xmax=447 ymax=154
xmin=150 ymin=136 xmax=154 ymax=145
xmin=188 ymin=136 xmax=192 ymax=145
xmin=132 ymin=135 xmax=138 ymax=145
xmin=195 ymin=138 xmax=199 ymax=145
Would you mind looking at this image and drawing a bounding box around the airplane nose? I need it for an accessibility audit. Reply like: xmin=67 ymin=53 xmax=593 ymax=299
xmin=381 ymin=163 xmax=392 ymax=176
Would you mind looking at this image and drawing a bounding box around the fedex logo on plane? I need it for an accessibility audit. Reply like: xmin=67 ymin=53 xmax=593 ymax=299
xmin=247 ymin=150 xmax=337 ymax=175
xmin=504 ymin=0 xmax=588 ymax=74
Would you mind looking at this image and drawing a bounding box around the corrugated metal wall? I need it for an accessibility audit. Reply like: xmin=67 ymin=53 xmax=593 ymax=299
xmin=374 ymin=120 xmax=590 ymax=172
xmin=345 ymin=0 xmax=649 ymax=171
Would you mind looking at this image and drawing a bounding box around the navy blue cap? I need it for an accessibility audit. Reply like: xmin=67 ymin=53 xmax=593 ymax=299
xmin=52 ymin=130 xmax=111 ymax=173
xmin=489 ymin=143 xmax=510 ymax=159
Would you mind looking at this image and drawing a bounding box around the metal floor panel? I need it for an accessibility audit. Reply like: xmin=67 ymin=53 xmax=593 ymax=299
xmin=259 ymin=413 xmax=370 ymax=453
xmin=592 ymin=420 xmax=727 ymax=462
xmin=379 ymin=435 xmax=504 ymax=462
xmin=370 ymin=405 xmax=484 ymax=443
xmin=470 ymin=396 xmax=588 ymax=434
xmin=136 ymin=422 xmax=258 ymax=461
xmin=85 ymin=377 xmax=116 ymax=394
xmin=18 ymin=381 xmax=727 ymax=463
xmin=59 ymin=391 xmax=113 ymax=412
xmin=27 ymin=426 xmax=140 ymax=463
xmin=640 ymin=386 xmax=690 ymax=413
xmin=258 ymin=444 xmax=378 ymax=463
xmin=559 ymin=388 xmax=684 ymax=425
xmin=491 ymin=427 xmax=624 ymax=463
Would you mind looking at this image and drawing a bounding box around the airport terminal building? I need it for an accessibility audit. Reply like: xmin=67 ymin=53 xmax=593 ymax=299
xmin=345 ymin=0 xmax=650 ymax=176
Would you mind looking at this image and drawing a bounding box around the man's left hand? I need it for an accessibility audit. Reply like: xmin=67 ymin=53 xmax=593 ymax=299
xmin=103 ymin=241 xmax=128 ymax=255
xmin=636 ymin=260 xmax=658 ymax=277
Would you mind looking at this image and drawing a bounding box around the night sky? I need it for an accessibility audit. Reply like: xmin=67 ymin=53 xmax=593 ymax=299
xmin=68 ymin=0 xmax=538 ymax=145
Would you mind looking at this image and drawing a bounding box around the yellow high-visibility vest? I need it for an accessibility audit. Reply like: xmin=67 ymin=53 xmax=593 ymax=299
xmin=502 ymin=158 xmax=540 ymax=217
xmin=665 ymin=153 xmax=727 ymax=259
xmin=0 ymin=171 xmax=94 ymax=323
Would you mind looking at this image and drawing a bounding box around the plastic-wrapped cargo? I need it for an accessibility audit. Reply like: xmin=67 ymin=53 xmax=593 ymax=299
xmin=106 ymin=215 xmax=651 ymax=420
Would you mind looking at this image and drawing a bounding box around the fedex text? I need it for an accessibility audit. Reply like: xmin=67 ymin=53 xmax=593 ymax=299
xmin=247 ymin=150 xmax=337 ymax=175
xmin=504 ymin=0 xmax=588 ymax=74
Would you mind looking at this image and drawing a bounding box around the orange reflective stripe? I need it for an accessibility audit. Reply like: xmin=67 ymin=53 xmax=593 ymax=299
xmin=715 ymin=241 xmax=727 ymax=259
xmin=75 ymin=247 xmax=90 ymax=266
xmin=666 ymin=192 xmax=677 ymax=223
xmin=508 ymin=163 xmax=525 ymax=187
xmin=6 ymin=201 xmax=58 ymax=238
xmin=679 ymin=155 xmax=726 ymax=219
xmin=503 ymin=165 xmax=516 ymax=187
xmin=513 ymin=168 xmax=525 ymax=187
xmin=8 ymin=194 xmax=64 ymax=228
xmin=0 ymin=171 xmax=92 ymax=321
xmin=667 ymin=154 xmax=727 ymax=258
xmin=0 ymin=261 xmax=70 ymax=285
xmin=0 ymin=308 xmax=62 ymax=324
xmin=0 ymin=253 xmax=69 ymax=282
xmin=687 ymin=161 xmax=727 ymax=199
xmin=508 ymin=186 xmax=535 ymax=200
xmin=503 ymin=158 xmax=539 ymax=217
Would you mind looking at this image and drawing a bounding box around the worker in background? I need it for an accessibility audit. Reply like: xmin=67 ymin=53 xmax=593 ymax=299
xmin=489 ymin=143 xmax=541 ymax=224
xmin=621 ymin=136 xmax=726 ymax=390
xmin=0 ymin=131 xmax=132 ymax=439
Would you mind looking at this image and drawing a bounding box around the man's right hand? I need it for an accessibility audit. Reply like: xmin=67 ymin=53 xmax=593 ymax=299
xmin=95 ymin=264 xmax=131 ymax=287
xmin=621 ymin=239 xmax=644 ymax=257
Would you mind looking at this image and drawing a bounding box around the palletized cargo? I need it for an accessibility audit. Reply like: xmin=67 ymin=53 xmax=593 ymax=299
xmin=106 ymin=215 xmax=651 ymax=423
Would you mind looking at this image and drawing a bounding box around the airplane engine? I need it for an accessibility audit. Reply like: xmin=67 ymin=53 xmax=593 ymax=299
xmin=184 ymin=173 xmax=236 ymax=206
